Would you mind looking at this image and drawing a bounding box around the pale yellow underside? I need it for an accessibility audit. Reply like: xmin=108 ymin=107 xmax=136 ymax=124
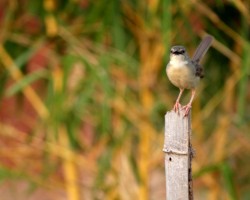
xmin=166 ymin=64 xmax=199 ymax=90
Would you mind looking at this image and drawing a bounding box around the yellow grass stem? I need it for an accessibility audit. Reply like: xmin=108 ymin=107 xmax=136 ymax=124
xmin=59 ymin=126 xmax=80 ymax=200
xmin=191 ymin=0 xmax=246 ymax=45
xmin=44 ymin=0 xmax=58 ymax=37
xmin=0 ymin=45 xmax=49 ymax=119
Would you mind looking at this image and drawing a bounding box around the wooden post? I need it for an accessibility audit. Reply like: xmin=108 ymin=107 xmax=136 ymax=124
xmin=163 ymin=110 xmax=193 ymax=200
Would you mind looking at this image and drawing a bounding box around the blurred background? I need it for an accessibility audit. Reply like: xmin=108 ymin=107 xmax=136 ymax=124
xmin=0 ymin=0 xmax=249 ymax=199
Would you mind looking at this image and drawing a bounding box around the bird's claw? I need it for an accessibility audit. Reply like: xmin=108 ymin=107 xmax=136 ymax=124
xmin=182 ymin=104 xmax=192 ymax=117
xmin=173 ymin=102 xmax=182 ymax=113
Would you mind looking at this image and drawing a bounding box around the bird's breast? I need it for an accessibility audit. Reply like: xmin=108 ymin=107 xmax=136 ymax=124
xmin=166 ymin=63 xmax=199 ymax=89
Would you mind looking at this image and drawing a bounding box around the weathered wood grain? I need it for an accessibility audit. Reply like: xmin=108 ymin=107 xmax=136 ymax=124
xmin=163 ymin=109 xmax=193 ymax=200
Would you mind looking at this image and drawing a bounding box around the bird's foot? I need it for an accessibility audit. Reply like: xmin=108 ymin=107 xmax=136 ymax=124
xmin=182 ymin=104 xmax=192 ymax=117
xmin=173 ymin=102 xmax=182 ymax=113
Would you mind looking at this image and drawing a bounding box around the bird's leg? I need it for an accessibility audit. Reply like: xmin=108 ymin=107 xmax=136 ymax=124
xmin=173 ymin=89 xmax=184 ymax=112
xmin=182 ymin=89 xmax=196 ymax=117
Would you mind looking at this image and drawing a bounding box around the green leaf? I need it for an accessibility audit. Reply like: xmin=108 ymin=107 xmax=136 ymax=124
xmin=6 ymin=69 xmax=48 ymax=97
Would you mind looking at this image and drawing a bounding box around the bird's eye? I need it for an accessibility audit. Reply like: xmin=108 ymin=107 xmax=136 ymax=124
xmin=180 ymin=50 xmax=185 ymax=54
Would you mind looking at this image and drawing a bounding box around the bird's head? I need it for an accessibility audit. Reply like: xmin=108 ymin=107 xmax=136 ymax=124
xmin=170 ymin=46 xmax=188 ymax=61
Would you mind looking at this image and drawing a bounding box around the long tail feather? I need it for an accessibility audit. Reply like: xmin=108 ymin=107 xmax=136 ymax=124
xmin=192 ymin=35 xmax=213 ymax=63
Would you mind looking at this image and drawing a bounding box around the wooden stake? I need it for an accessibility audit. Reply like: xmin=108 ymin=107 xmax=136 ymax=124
xmin=163 ymin=110 xmax=193 ymax=200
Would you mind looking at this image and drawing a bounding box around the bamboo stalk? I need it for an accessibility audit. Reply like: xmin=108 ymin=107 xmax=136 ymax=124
xmin=163 ymin=109 xmax=193 ymax=200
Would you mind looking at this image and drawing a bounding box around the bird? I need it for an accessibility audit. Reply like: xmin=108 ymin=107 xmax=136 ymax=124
xmin=166 ymin=35 xmax=213 ymax=117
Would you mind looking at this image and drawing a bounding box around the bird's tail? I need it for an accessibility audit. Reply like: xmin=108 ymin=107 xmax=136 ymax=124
xmin=192 ymin=35 xmax=213 ymax=63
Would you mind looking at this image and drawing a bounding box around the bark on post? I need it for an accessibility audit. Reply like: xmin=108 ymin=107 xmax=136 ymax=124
xmin=163 ymin=110 xmax=193 ymax=200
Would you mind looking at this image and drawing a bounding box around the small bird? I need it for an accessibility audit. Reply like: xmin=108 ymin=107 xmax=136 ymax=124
xmin=166 ymin=35 xmax=213 ymax=116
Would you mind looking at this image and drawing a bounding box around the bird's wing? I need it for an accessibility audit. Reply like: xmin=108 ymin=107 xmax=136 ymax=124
xmin=192 ymin=35 xmax=213 ymax=64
